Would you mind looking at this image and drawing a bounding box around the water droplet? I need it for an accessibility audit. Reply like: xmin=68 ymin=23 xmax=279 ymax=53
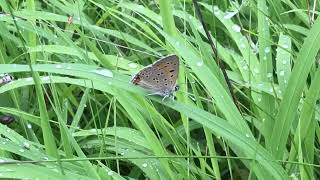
xmin=12 ymin=64 xmax=17 ymax=68
xmin=242 ymin=65 xmax=248 ymax=70
xmin=282 ymin=60 xmax=287 ymax=65
xmin=42 ymin=76 xmax=50 ymax=81
xmin=54 ymin=35 xmax=58 ymax=38
xmin=266 ymin=73 xmax=272 ymax=78
xmin=283 ymin=44 xmax=289 ymax=49
xmin=120 ymin=152 xmax=125 ymax=155
xmin=55 ymin=64 xmax=62 ymax=69
xmin=269 ymin=88 xmax=273 ymax=93
xmin=67 ymin=66 xmax=71 ymax=70
xmin=257 ymin=97 xmax=262 ymax=102
xmin=284 ymin=80 xmax=288 ymax=84
xmin=23 ymin=142 xmax=30 ymax=149
xmin=231 ymin=24 xmax=241 ymax=32
xmin=19 ymin=149 xmax=25 ymax=153
xmin=224 ymin=11 xmax=237 ymax=19
xmin=253 ymin=68 xmax=260 ymax=74
xmin=279 ymin=70 xmax=285 ymax=76
xmin=6 ymin=129 xmax=10 ymax=132
xmin=43 ymin=157 xmax=49 ymax=160
xmin=262 ymin=118 xmax=265 ymax=122
xmin=245 ymin=134 xmax=250 ymax=138
xmin=213 ymin=6 xmax=220 ymax=15
xmin=263 ymin=56 xmax=267 ymax=60
xmin=278 ymin=90 xmax=282 ymax=94
xmin=196 ymin=61 xmax=203 ymax=67
xmin=2 ymin=142 xmax=5 ymax=145
xmin=93 ymin=69 xmax=113 ymax=78
xmin=27 ymin=124 xmax=32 ymax=129
xmin=142 ymin=163 xmax=148 ymax=168
xmin=264 ymin=47 xmax=270 ymax=53
xmin=240 ymin=43 xmax=246 ymax=48
xmin=108 ymin=171 xmax=113 ymax=176
xmin=26 ymin=77 xmax=33 ymax=82
xmin=128 ymin=63 xmax=138 ymax=69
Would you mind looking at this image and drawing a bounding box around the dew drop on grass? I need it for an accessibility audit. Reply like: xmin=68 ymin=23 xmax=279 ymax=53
xmin=253 ymin=68 xmax=260 ymax=74
xmin=283 ymin=44 xmax=289 ymax=49
xmin=27 ymin=124 xmax=32 ymax=129
xmin=242 ymin=65 xmax=248 ymax=70
xmin=128 ymin=63 xmax=138 ymax=69
xmin=213 ymin=6 xmax=220 ymax=15
xmin=196 ymin=61 xmax=203 ymax=67
xmin=42 ymin=76 xmax=50 ymax=81
xmin=266 ymin=73 xmax=272 ymax=78
xmin=19 ymin=149 xmax=25 ymax=153
xmin=23 ymin=142 xmax=30 ymax=149
xmin=240 ymin=43 xmax=246 ymax=48
xmin=257 ymin=97 xmax=262 ymax=102
xmin=224 ymin=12 xmax=236 ymax=19
xmin=282 ymin=60 xmax=287 ymax=65
xmin=55 ymin=64 xmax=62 ymax=69
xmin=269 ymin=88 xmax=273 ymax=93
xmin=108 ymin=171 xmax=113 ymax=176
xmin=263 ymin=56 xmax=267 ymax=60
xmin=93 ymin=69 xmax=113 ymax=78
xmin=245 ymin=134 xmax=250 ymax=138
xmin=142 ymin=163 xmax=148 ymax=168
xmin=67 ymin=66 xmax=71 ymax=70
xmin=264 ymin=47 xmax=270 ymax=53
xmin=232 ymin=24 xmax=241 ymax=32
xmin=279 ymin=70 xmax=285 ymax=76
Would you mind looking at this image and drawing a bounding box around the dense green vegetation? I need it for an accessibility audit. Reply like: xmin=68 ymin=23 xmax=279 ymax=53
xmin=0 ymin=0 xmax=319 ymax=179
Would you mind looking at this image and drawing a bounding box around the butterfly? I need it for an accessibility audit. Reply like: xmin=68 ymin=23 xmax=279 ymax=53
xmin=131 ymin=55 xmax=179 ymax=99
xmin=0 ymin=115 xmax=15 ymax=125
xmin=0 ymin=73 xmax=14 ymax=85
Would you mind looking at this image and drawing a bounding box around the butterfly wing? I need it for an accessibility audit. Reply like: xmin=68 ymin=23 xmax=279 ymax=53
xmin=131 ymin=55 xmax=179 ymax=96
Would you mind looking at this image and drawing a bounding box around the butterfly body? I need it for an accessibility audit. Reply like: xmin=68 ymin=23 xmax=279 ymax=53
xmin=131 ymin=55 xmax=179 ymax=97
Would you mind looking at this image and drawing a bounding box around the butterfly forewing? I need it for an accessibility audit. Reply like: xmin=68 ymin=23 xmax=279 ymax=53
xmin=131 ymin=55 xmax=179 ymax=96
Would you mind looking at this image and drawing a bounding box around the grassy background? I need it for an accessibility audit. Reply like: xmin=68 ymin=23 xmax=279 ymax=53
xmin=0 ymin=0 xmax=319 ymax=179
